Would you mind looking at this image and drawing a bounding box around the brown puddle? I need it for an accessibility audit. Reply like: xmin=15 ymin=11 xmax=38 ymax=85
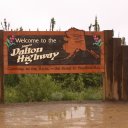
xmin=0 ymin=101 xmax=128 ymax=128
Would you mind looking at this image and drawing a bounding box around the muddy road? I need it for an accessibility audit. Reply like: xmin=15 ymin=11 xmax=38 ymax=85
xmin=0 ymin=101 xmax=128 ymax=128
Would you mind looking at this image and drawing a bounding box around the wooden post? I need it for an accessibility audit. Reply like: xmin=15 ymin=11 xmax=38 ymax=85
xmin=113 ymin=38 xmax=122 ymax=100
xmin=122 ymin=46 xmax=128 ymax=100
xmin=104 ymin=30 xmax=113 ymax=100
xmin=0 ymin=30 xmax=4 ymax=103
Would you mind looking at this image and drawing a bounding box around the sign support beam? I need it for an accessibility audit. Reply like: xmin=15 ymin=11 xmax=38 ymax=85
xmin=0 ymin=31 xmax=4 ymax=103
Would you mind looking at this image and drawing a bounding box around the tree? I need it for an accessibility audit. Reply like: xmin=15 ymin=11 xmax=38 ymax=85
xmin=89 ymin=16 xmax=100 ymax=31
xmin=19 ymin=26 xmax=23 ymax=31
xmin=121 ymin=37 xmax=126 ymax=45
xmin=50 ymin=17 xmax=56 ymax=31
xmin=1 ymin=18 xmax=10 ymax=31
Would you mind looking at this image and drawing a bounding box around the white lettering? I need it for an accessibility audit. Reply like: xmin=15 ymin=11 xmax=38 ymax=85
xmin=10 ymin=47 xmax=43 ymax=56
xmin=16 ymin=52 xmax=59 ymax=64
xmin=10 ymin=45 xmax=59 ymax=64
xmin=15 ymin=38 xmax=39 ymax=43
xmin=11 ymin=48 xmax=20 ymax=56
xmin=51 ymin=52 xmax=59 ymax=60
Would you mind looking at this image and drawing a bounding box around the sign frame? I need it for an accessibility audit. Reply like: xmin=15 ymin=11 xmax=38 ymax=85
xmin=3 ymin=28 xmax=105 ymax=74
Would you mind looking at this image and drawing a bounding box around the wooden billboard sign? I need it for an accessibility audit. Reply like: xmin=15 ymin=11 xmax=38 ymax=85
xmin=2 ymin=28 xmax=105 ymax=74
xmin=0 ymin=28 xmax=115 ymax=102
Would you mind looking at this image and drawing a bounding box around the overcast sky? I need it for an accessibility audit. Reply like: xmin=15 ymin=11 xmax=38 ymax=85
xmin=0 ymin=0 xmax=128 ymax=42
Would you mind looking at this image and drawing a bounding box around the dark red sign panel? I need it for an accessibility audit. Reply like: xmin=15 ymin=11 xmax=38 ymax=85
xmin=3 ymin=28 xmax=105 ymax=74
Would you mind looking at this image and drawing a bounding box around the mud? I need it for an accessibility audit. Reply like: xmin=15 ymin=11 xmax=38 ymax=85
xmin=0 ymin=101 xmax=128 ymax=128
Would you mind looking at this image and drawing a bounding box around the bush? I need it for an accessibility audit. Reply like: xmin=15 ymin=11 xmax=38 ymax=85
xmin=83 ymin=87 xmax=103 ymax=100
xmin=5 ymin=74 xmax=103 ymax=103
xmin=6 ymin=74 xmax=61 ymax=102
xmin=5 ymin=86 xmax=20 ymax=103
xmin=52 ymin=74 xmax=85 ymax=92
xmin=4 ymin=74 xmax=20 ymax=87
xmin=82 ymin=74 xmax=102 ymax=87
xmin=50 ymin=92 xmax=63 ymax=101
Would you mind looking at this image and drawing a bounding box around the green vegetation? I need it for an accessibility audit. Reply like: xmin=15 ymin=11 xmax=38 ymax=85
xmin=4 ymin=74 xmax=103 ymax=103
